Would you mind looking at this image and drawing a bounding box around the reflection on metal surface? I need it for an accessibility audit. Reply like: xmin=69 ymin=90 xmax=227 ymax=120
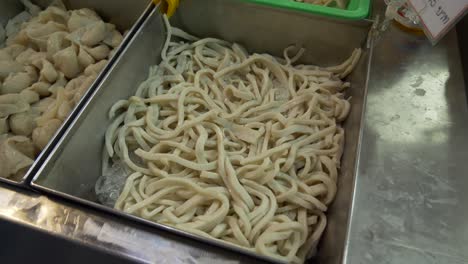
xmin=366 ymin=41 xmax=451 ymax=144
xmin=345 ymin=17 xmax=468 ymax=264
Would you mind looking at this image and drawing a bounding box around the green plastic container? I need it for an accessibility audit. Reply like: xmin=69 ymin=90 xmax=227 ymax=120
xmin=243 ymin=0 xmax=371 ymax=20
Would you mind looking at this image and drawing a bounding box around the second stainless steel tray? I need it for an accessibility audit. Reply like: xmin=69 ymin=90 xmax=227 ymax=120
xmin=32 ymin=0 xmax=373 ymax=262
xmin=0 ymin=0 xmax=152 ymax=186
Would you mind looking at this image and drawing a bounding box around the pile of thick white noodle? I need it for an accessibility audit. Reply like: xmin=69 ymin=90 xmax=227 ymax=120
xmin=103 ymin=16 xmax=361 ymax=264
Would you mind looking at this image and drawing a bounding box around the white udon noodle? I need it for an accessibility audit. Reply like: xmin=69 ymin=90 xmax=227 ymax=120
xmin=104 ymin=16 xmax=361 ymax=264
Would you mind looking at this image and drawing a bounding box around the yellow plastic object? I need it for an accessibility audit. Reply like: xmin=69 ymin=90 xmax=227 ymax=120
xmin=153 ymin=0 xmax=179 ymax=17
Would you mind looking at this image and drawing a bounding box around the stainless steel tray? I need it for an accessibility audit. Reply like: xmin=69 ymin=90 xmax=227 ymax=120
xmin=0 ymin=0 xmax=152 ymax=186
xmin=32 ymin=0 xmax=374 ymax=262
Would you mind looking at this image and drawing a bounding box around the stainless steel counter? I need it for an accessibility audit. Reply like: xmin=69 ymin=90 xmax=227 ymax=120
xmin=345 ymin=21 xmax=468 ymax=264
xmin=1 ymin=1 xmax=467 ymax=264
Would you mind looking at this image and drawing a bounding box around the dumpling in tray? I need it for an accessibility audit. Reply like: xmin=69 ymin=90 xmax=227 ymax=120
xmin=0 ymin=135 xmax=38 ymax=179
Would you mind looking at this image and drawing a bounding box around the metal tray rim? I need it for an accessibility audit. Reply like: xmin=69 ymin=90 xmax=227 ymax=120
xmin=31 ymin=5 xmax=375 ymax=262
xmin=0 ymin=207 xmax=150 ymax=264
xmin=340 ymin=36 xmax=374 ymax=264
